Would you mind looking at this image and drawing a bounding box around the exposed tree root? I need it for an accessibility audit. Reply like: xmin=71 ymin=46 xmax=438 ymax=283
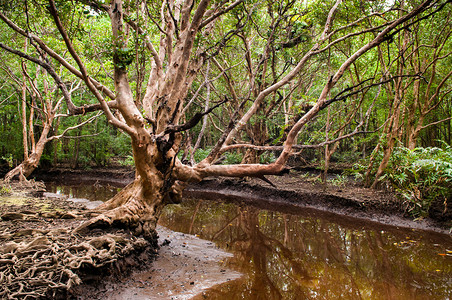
xmin=76 ymin=178 xmax=170 ymax=239
xmin=0 ymin=221 xmax=153 ymax=299
xmin=0 ymin=189 xmax=157 ymax=299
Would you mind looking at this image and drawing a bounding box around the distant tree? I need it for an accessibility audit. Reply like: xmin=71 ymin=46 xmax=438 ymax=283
xmin=364 ymin=3 xmax=452 ymax=187
xmin=0 ymin=43 xmax=101 ymax=181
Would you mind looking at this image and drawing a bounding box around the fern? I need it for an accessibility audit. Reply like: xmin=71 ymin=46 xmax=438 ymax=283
xmin=385 ymin=145 xmax=452 ymax=217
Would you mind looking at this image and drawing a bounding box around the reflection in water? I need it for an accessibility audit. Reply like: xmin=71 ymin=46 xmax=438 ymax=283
xmin=159 ymin=199 xmax=452 ymax=300
xmin=45 ymin=183 xmax=452 ymax=299
xmin=46 ymin=182 xmax=121 ymax=202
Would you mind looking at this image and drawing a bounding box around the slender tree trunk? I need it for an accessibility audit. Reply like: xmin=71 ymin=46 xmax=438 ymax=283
xmin=4 ymin=123 xmax=51 ymax=181
xmin=53 ymin=111 xmax=61 ymax=165
xmin=190 ymin=60 xmax=211 ymax=163
xmin=72 ymin=117 xmax=82 ymax=168
xmin=322 ymin=107 xmax=332 ymax=183
xmin=21 ymin=60 xmax=28 ymax=161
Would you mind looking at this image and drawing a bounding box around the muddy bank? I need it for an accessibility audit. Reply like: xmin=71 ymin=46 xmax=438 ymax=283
xmin=0 ymin=179 xmax=242 ymax=300
xmin=185 ymin=176 xmax=451 ymax=234
xmin=80 ymin=225 xmax=242 ymax=300
xmin=31 ymin=167 xmax=135 ymax=187
xmin=33 ymin=167 xmax=451 ymax=233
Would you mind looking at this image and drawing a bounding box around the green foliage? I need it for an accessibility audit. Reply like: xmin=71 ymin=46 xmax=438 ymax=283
xmin=113 ymin=47 xmax=135 ymax=69
xmin=223 ymin=151 xmax=243 ymax=165
xmin=259 ymin=152 xmax=275 ymax=164
xmin=53 ymin=116 xmax=133 ymax=167
xmin=0 ymin=185 xmax=12 ymax=196
xmin=1 ymin=154 xmax=13 ymax=168
xmin=118 ymin=155 xmax=135 ymax=167
xmin=193 ymin=148 xmax=211 ymax=164
xmin=0 ymin=90 xmax=23 ymax=163
xmin=329 ymin=174 xmax=348 ymax=187
xmin=348 ymin=143 xmax=452 ymax=218
xmin=381 ymin=145 xmax=452 ymax=218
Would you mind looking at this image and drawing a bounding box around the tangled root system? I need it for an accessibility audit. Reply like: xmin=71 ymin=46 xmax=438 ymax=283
xmin=0 ymin=188 xmax=156 ymax=299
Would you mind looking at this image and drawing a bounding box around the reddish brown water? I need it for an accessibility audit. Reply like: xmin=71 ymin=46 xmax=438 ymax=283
xmin=47 ymin=183 xmax=452 ymax=299
xmin=160 ymin=199 xmax=452 ymax=300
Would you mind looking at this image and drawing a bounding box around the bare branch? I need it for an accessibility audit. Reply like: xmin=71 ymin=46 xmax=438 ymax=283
xmin=0 ymin=42 xmax=80 ymax=115
xmin=164 ymin=98 xmax=227 ymax=134
xmin=274 ymin=0 xmax=438 ymax=167
xmin=47 ymin=112 xmax=103 ymax=141
xmin=218 ymin=1 xmax=344 ymax=153
xmin=421 ymin=116 xmax=452 ymax=129
xmin=0 ymin=11 xmax=116 ymax=101
xmin=0 ymin=91 xmax=17 ymax=106
xmin=218 ymin=127 xmax=380 ymax=154
xmin=320 ymin=0 xmax=342 ymax=40
xmin=182 ymin=58 xmax=243 ymax=115
xmin=0 ymin=42 xmax=108 ymax=117
xmin=124 ymin=16 xmax=162 ymax=71
xmin=174 ymin=158 xmax=289 ymax=182
xmin=322 ymin=74 xmax=425 ymax=109
xmin=200 ymin=0 xmax=245 ymax=29
xmin=166 ymin=0 xmax=179 ymax=39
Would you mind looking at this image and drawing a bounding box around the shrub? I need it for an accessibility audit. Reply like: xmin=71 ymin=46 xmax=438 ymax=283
xmin=193 ymin=148 xmax=211 ymax=163
xmin=223 ymin=151 xmax=243 ymax=165
xmin=0 ymin=185 xmax=12 ymax=196
xmin=118 ymin=155 xmax=135 ymax=166
xmin=383 ymin=145 xmax=452 ymax=218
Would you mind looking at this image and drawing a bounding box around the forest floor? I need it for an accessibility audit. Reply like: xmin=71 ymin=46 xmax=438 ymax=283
xmin=0 ymin=166 xmax=450 ymax=299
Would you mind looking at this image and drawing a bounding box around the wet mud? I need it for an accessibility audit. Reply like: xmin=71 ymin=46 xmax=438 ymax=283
xmin=186 ymin=177 xmax=451 ymax=234
xmin=80 ymin=226 xmax=242 ymax=300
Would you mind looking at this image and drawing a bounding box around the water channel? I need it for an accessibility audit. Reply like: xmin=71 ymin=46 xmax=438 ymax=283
xmin=46 ymin=181 xmax=452 ymax=299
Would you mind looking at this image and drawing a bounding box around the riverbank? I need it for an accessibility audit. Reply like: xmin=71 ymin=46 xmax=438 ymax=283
xmin=31 ymin=166 xmax=452 ymax=233
xmin=186 ymin=176 xmax=451 ymax=234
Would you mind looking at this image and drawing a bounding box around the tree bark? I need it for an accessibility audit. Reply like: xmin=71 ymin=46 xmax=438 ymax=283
xmin=4 ymin=123 xmax=51 ymax=182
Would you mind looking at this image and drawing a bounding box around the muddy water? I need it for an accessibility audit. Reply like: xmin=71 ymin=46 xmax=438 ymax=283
xmin=46 ymin=183 xmax=452 ymax=299
xmin=46 ymin=181 xmax=121 ymax=201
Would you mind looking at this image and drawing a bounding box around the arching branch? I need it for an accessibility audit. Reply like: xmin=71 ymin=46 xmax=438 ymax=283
xmin=0 ymin=11 xmax=116 ymax=101
xmin=47 ymin=0 xmax=135 ymax=136
xmin=164 ymin=98 xmax=227 ymax=134
xmin=0 ymin=42 xmax=88 ymax=116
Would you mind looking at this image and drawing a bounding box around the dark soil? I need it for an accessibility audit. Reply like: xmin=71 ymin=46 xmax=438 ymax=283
xmin=186 ymin=174 xmax=451 ymax=234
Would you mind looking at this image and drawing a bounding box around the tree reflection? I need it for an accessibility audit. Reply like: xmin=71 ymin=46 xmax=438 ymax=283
xmin=160 ymin=200 xmax=452 ymax=300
